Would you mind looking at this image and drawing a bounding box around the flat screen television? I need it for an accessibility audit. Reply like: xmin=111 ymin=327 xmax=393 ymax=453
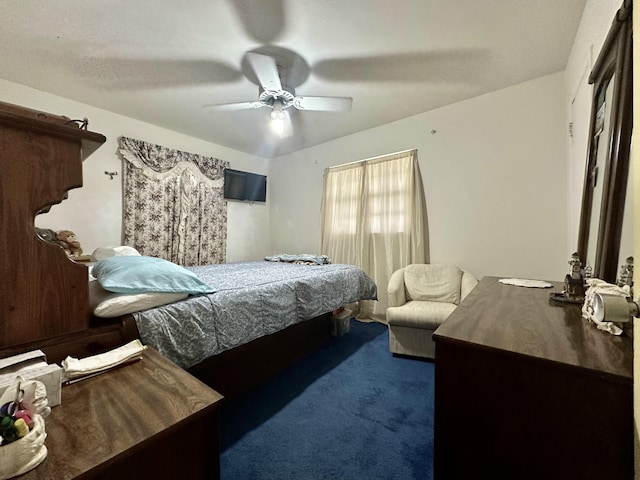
xmin=224 ymin=168 xmax=267 ymax=202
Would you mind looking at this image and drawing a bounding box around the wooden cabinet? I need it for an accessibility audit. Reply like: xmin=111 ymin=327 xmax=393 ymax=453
xmin=21 ymin=348 xmax=224 ymax=479
xmin=0 ymin=101 xmax=106 ymax=349
xmin=433 ymin=277 xmax=633 ymax=480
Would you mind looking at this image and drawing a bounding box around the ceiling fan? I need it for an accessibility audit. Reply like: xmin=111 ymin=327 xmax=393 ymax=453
xmin=203 ymin=52 xmax=353 ymax=137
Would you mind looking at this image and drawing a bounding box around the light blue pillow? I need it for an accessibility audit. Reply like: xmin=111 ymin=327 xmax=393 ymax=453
xmin=92 ymin=255 xmax=215 ymax=295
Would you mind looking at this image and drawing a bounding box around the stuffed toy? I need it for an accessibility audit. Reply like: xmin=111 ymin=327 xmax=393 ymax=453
xmin=56 ymin=230 xmax=83 ymax=256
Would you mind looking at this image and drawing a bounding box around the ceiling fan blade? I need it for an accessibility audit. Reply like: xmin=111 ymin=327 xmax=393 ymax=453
xmin=203 ymin=101 xmax=265 ymax=111
xmin=76 ymin=57 xmax=243 ymax=90
xmin=313 ymin=50 xmax=488 ymax=84
xmin=227 ymin=0 xmax=285 ymax=44
xmin=293 ymin=96 xmax=353 ymax=112
xmin=246 ymin=52 xmax=282 ymax=92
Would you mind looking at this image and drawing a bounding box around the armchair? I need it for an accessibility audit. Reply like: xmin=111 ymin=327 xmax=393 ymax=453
xmin=386 ymin=264 xmax=477 ymax=359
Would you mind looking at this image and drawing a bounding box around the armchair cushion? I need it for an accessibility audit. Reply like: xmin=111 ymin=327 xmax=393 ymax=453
xmin=404 ymin=264 xmax=463 ymax=304
xmin=387 ymin=301 xmax=457 ymax=330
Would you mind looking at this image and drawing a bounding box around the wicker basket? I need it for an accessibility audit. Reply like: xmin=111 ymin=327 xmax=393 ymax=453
xmin=0 ymin=414 xmax=47 ymax=480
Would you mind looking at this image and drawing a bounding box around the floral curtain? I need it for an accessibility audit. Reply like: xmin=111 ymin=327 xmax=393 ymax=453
xmin=118 ymin=136 xmax=229 ymax=266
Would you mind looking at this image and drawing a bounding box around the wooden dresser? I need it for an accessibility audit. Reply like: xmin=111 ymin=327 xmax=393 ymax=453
xmin=433 ymin=276 xmax=633 ymax=480
xmin=20 ymin=348 xmax=224 ymax=479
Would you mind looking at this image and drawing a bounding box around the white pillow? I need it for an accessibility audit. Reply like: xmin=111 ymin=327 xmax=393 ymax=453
xmin=89 ymin=279 xmax=188 ymax=318
xmin=92 ymin=246 xmax=141 ymax=262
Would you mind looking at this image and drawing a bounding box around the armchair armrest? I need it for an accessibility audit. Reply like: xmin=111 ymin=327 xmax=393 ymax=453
xmin=460 ymin=271 xmax=478 ymax=302
xmin=387 ymin=268 xmax=407 ymax=307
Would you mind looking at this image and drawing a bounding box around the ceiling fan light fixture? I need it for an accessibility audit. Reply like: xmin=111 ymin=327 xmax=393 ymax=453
xmin=270 ymin=99 xmax=286 ymax=121
xmin=273 ymin=119 xmax=285 ymax=136
xmin=271 ymin=114 xmax=285 ymax=136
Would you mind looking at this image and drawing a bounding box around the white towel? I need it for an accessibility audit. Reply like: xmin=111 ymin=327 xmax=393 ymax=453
xmin=581 ymin=278 xmax=630 ymax=335
xmin=62 ymin=340 xmax=146 ymax=383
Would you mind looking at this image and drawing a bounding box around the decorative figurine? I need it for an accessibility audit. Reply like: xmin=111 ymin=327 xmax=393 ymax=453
xmin=569 ymin=252 xmax=582 ymax=279
xmin=617 ymin=256 xmax=634 ymax=296
xmin=565 ymin=252 xmax=586 ymax=300
xmin=584 ymin=264 xmax=593 ymax=280
xmin=550 ymin=252 xmax=586 ymax=304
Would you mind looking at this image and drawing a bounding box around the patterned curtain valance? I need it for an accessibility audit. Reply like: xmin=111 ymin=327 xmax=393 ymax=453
xmin=118 ymin=136 xmax=228 ymax=180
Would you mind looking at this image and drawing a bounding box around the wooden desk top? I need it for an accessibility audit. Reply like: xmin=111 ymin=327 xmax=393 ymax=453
xmin=434 ymin=276 xmax=632 ymax=381
xmin=22 ymin=348 xmax=224 ymax=479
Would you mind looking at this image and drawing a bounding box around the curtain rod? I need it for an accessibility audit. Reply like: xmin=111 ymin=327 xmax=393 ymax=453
xmin=327 ymin=148 xmax=417 ymax=170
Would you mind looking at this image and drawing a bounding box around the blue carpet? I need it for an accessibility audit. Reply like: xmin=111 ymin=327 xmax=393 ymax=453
xmin=220 ymin=320 xmax=435 ymax=480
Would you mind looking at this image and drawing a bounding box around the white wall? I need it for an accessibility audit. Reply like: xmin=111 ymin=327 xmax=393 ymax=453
xmin=269 ymin=72 xmax=568 ymax=282
xmin=0 ymin=79 xmax=270 ymax=262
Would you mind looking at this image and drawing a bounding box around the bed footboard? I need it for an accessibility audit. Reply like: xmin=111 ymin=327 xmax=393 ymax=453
xmin=188 ymin=313 xmax=332 ymax=399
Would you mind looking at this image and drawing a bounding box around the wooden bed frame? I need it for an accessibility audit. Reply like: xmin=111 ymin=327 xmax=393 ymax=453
xmin=0 ymin=101 xmax=332 ymax=398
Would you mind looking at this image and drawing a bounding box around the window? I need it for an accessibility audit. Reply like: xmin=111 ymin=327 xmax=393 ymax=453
xmin=320 ymin=149 xmax=428 ymax=320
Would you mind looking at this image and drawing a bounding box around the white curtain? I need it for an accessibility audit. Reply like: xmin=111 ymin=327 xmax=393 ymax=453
xmin=320 ymin=149 xmax=428 ymax=321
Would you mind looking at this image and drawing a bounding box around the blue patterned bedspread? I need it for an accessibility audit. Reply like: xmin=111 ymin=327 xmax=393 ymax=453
xmin=133 ymin=261 xmax=377 ymax=368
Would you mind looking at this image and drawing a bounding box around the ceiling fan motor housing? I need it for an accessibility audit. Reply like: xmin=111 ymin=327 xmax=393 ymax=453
xmin=259 ymin=86 xmax=295 ymax=109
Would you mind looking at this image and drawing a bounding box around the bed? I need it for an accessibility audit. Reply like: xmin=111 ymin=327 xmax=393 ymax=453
xmin=88 ymin=255 xmax=377 ymax=395
xmin=0 ymin=100 xmax=377 ymax=398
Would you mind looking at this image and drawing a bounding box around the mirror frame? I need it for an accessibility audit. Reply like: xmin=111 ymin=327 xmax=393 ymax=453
xmin=577 ymin=0 xmax=633 ymax=283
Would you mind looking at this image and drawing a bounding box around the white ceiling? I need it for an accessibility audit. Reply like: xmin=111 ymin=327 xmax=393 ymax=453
xmin=1 ymin=0 xmax=586 ymax=158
